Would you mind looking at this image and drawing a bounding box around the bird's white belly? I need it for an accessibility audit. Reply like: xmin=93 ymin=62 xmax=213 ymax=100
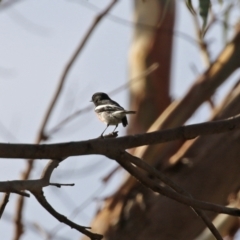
xmin=96 ymin=111 xmax=125 ymax=125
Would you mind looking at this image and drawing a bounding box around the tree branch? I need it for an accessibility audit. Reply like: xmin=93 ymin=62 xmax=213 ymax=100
xmin=31 ymin=190 xmax=102 ymax=240
xmin=3 ymin=113 xmax=240 ymax=238
xmin=0 ymin=193 xmax=10 ymax=219
xmin=119 ymin=151 xmax=223 ymax=240
xmin=2 ymin=158 xmax=97 ymax=239
xmin=111 ymin=151 xmax=240 ymax=217
xmin=0 ymin=113 xmax=240 ymax=159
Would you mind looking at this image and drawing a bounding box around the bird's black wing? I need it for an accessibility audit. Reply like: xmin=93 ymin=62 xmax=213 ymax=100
xmin=107 ymin=99 xmax=128 ymax=127
xmin=101 ymin=99 xmax=123 ymax=108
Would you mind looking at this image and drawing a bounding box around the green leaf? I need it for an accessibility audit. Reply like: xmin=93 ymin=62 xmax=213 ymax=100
xmin=199 ymin=0 xmax=211 ymax=31
xmin=185 ymin=0 xmax=196 ymax=15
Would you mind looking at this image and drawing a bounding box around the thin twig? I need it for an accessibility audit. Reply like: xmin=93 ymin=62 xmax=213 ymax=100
xmin=49 ymin=183 xmax=75 ymax=188
xmin=0 ymin=192 xmax=10 ymax=219
xmin=49 ymin=184 xmax=106 ymax=238
xmin=191 ymin=3 xmax=212 ymax=67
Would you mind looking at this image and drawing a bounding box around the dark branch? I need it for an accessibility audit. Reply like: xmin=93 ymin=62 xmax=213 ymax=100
xmin=32 ymin=190 xmax=102 ymax=240
xmin=0 ymin=193 xmax=10 ymax=219
xmin=120 ymin=151 xmax=223 ymax=240
xmin=111 ymin=151 xmax=240 ymax=217
xmin=0 ymin=114 xmax=240 ymax=159
xmin=49 ymin=183 xmax=75 ymax=188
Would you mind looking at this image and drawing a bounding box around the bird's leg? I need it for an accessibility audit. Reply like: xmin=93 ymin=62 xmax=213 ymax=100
xmin=101 ymin=124 xmax=109 ymax=137
xmin=112 ymin=124 xmax=118 ymax=133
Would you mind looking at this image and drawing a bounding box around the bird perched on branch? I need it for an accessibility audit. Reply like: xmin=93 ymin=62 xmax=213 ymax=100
xmin=91 ymin=92 xmax=136 ymax=137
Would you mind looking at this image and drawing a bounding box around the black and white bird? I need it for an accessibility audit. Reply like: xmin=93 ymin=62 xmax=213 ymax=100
xmin=91 ymin=92 xmax=136 ymax=136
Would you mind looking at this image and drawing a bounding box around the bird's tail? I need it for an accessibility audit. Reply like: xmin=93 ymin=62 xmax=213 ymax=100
xmin=124 ymin=111 xmax=136 ymax=114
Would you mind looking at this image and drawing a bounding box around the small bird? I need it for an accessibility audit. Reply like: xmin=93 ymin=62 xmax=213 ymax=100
xmin=91 ymin=92 xmax=136 ymax=136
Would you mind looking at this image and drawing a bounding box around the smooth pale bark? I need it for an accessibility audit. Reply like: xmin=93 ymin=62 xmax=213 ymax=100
xmin=127 ymin=0 xmax=174 ymax=134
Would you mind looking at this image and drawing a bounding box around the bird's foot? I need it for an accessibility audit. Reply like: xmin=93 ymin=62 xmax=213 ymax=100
xmin=111 ymin=131 xmax=118 ymax=138
xmin=98 ymin=131 xmax=118 ymax=139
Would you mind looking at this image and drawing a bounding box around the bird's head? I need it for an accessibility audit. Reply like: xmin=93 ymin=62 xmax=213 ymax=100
xmin=91 ymin=92 xmax=110 ymax=106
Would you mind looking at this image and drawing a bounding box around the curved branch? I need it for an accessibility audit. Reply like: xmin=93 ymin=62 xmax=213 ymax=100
xmin=119 ymin=152 xmax=222 ymax=239
xmin=32 ymin=190 xmax=102 ymax=240
xmin=111 ymin=151 xmax=240 ymax=217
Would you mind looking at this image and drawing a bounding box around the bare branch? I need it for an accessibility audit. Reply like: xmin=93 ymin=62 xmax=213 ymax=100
xmin=0 ymin=157 xmax=98 ymax=239
xmin=0 ymin=193 xmax=10 ymax=219
xmin=121 ymin=152 xmax=223 ymax=240
xmin=0 ymin=113 xmax=240 ymax=159
xmin=194 ymin=211 xmax=223 ymax=240
xmin=112 ymin=151 xmax=240 ymax=217
xmin=10 ymin=190 xmax=30 ymax=197
xmin=41 ymin=159 xmax=62 ymax=182
xmin=31 ymin=190 xmax=102 ymax=240
xmin=0 ymin=160 xmax=69 ymax=193
xmin=49 ymin=185 xmax=106 ymax=238
xmin=1 ymin=114 xmax=240 ymax=239
xmin=49 ymin=183 xmax=75 ymax=188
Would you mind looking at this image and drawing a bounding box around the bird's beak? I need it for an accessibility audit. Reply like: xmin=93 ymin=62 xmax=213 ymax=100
xmin=90 ymin=100 xmax=93 ymax=102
